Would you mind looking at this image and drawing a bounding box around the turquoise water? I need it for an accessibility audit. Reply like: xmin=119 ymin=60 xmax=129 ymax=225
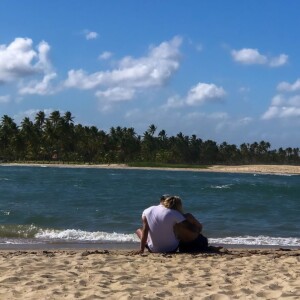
xmin=0 ymin=165 xmax=299 ymax=247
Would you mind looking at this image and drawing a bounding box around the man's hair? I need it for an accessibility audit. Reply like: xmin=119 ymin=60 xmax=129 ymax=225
xmin=160 ymin=194 xmax=170 ymax=202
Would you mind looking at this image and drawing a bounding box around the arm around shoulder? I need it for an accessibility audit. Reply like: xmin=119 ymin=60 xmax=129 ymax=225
xmin=184 ymin=213 xmax=203 ymax=232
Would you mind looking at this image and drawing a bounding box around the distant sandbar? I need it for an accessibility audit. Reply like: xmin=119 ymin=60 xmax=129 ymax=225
xmin=2 ymin=163 xmax=300 ymax=175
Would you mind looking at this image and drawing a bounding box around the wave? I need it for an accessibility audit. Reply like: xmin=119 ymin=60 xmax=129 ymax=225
xmin=0 ymin=177 xmax=10 ymax=181
xmin=254 ymin=173 xmax=296 ymax=177
xmin=0 ymin=226 xmax=299 ymax=247
xmin=209 ymin=235 xmax=300 ymax=247
xmin=35 ymin=229 xmax=139 ymax=242
xmin=0 ymin=210 xmax=11 ymax=216
xmin=210 ymin=184 xmax=233 ymax=189
xmin=0 ymin=224 xmax=39 ymax=238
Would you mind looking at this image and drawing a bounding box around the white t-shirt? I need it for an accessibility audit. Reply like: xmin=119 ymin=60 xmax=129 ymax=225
xmin=142 ymin=204 xmax=186 ymax=253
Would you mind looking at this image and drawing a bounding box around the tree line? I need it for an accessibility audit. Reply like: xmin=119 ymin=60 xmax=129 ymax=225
xmin=0 ymin=111 xmax=299 ymax=165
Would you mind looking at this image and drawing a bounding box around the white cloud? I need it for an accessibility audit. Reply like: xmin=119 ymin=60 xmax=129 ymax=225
xmin=271 ymin=94 xmax=285 ymax=106
xmin=262 ymin=93 xmax=300 ymax=120
xmin=288 ymin=95 xmax=300 ymax=106
xmin=85 ymin=31 xmax=98 ymax=40
xmin=95 ymin=87 xmax=135 ymax=101
xmin=262 ymin=106 xmax=280 ymax=120
xmin=35 ymin=41 xmax=52 ymax=71
xmin=0 ymin=38 xmax=38 ymax=83
xmin=269 ymin=54 xmax=288 ymax=67
xmin=0 ymin=95 xmax=10 ymax=103
xmin=161 ymin=82 xmax=226 ymax=110
xmin=238 ymin=86 xmax=250 ymax=93
xmin=162 ymin=96 xmax=184 ymax=109
xmin=277 ymin=78 xmax=300 ymax=92
xmin=64 ymin=36 xmax=182 ymax=102
xmin=280 ymin=107 xmax=300 ymax=118
xmin=263 ymin=78 xmax=300 ymax=120
xmin=0 ymin=37 xmax=57 ymax=96
xmin=231 ymin=48 xmax=267 ymax=65
xmin=186 ymin=83 xmax=226 ymax=106
xmin=238 ymin=117 xmax=253 ymax=125
xmin=231 ymin=48 xmax=288 ymax=67
xmin=19 ymin=72 xmax=57 ymax=95
xmin=98 ymin=51 xmax=113 ymax=60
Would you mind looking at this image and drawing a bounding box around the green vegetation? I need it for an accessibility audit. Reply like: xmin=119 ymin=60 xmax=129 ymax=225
xmin=0 ymin=111 xmax=299 ymax=165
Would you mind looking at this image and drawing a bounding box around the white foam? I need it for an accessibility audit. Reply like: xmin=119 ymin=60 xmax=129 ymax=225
xmin=209 ymin=235 xmax=300 ymax=247
xmin=35 ymin=229 xmax=139 ymax=242
xmin=210 ymin=184 xmax=233 ymax=189
xmin=0 ymin=238 xmax=44 ymax=245
xmin=0 ymin=178 xmax=10 ymax=181
xmin=254 ymin=173 xmax=295 ymax=177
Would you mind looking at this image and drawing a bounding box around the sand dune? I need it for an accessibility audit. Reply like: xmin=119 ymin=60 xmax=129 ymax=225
xmin=0 ymin=248 xmax=299 ymax=299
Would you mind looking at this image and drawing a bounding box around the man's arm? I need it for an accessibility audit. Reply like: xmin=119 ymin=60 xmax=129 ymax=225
xmin=132 ymin=216 xmax=150 ymax=255
xmin=140 ymin=216 xmax=149 ymax=253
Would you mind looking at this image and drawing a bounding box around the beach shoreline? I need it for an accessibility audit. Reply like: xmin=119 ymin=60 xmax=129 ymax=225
xmin=1 ymin=248 xmax=299 ymax=299
xmin=2 ymin=162 xmax=300 ymax=175
xmin=2 ymin=162 xmax=299 ymax=299
xmin=1 ymin=241 xmax=297 ymax=251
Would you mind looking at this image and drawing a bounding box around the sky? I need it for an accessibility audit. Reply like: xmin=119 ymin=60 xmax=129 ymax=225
xmin=1 ymin=0 xmax=300 ymax=149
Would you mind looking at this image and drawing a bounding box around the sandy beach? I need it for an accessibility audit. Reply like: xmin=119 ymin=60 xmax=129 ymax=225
xmin=1 ymin=163 xmax=299 ymax=299
xmin=0 ymin=248 xmax=299 ymax=299
xmin=2 ymin=163 xmax=300 ymax=175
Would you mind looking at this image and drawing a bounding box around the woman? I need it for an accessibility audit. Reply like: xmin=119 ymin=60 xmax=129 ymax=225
xmin=162 ymin=196 xmax=209 ymax=253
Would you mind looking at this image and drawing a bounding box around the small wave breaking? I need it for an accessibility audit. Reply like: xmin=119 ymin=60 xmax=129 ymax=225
xmin=1 ymin=225 xmax=299 ymax=246
xmin=210 ymin=184 xmax=233 ymax=189
xmin=35 ymin=229 xmax=139 ymax=243
xmin=209 ymin=235 xmax=300 ymax=247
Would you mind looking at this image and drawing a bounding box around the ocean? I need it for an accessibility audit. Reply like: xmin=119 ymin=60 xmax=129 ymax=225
xmin=0 ymin=165 xmax=299 ymax=248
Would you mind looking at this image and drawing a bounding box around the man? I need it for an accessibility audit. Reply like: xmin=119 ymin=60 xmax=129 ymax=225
xmin=135 ymin=195 xmax=194 ymax=253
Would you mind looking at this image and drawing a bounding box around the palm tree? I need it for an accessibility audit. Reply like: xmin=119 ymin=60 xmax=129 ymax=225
xmin=147 ymin=124 xmax=157 ymax=136
xmin=200 ymin=140 xmax=219 ymax=164
xmin=35 ymin=111 xmax=46 ymax=129
xmin=20 ymin=117 xmax=37 ymax=160
xmin=49 ymin=110 xmax=61 ymax=127
xmin=63 ymin=111 xmax=74 ymax=125
xmin=0 ymin=115 xmax=19 ymax=160
xmin=141 ymin=125 xmax=158 ymax=161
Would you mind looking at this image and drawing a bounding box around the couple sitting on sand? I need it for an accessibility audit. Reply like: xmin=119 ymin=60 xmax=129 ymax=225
xmin=135 ymin=195 xmax=209 ymax=254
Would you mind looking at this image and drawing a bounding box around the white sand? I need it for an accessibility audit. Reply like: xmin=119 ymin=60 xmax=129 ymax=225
xmin=3 ymin=163 xmax=300 ymax=175
xmin=0 ymin=249 xmax=299 ymax=299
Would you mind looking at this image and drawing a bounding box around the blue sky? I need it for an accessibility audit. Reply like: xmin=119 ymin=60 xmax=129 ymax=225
xmin=1 ymin=0 xmax=300 ymax=148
